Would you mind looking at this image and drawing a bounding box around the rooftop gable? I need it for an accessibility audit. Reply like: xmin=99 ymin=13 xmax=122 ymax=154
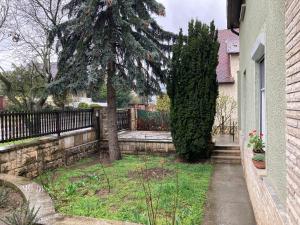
xmin=217 ymin=29 xmax=239 ymax=84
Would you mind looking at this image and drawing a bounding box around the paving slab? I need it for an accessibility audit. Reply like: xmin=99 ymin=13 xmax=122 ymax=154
xmin=203 ymin=164 xmax=256 ymax=225
xmin=119 ymin=131 xmax=172 ymax=141
xmin=213 ymin=134 xmax=239 ymax=145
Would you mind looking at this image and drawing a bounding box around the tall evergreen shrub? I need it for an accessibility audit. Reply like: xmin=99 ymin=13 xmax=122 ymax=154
xmin=167 ymin=21 xmax=219 ymax=161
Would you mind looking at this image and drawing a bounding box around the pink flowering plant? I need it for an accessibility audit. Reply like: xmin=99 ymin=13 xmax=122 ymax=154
xmin=247 ymin=130 xmax=265 ymax=153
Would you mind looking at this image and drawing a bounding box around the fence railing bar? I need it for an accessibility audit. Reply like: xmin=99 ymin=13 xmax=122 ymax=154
xmin=0 ymin=109 xmax=94 ymax=143
xmin=0 ymin=109 xmax=131 ymax=143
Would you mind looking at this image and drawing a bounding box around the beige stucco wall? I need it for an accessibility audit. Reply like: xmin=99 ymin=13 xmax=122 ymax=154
xmin=238 ymin=0 xmax=286 ymax=206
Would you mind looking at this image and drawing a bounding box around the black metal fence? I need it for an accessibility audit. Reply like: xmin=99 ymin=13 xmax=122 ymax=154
xmin=0 ymin=109 xmax=93 ymax=143
xmin=117 ymin=109 xmax=130 ymax=131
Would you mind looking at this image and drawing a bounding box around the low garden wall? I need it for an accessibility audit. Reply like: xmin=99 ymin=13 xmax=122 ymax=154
xmin=100 ymin=139 xmax=175 ymax=156
xmin=0 ymin=129 xmax=98 ymax=178
xmin=240 ymin=134 xmax=287 ymax=225
xmin=0 ymin=108 xmax=175 ymax=179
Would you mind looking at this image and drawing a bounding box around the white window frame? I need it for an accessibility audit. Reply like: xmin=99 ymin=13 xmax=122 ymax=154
xmin=259 ymin=58 xmax=266 ymax=138
xmin=251 ymin=33 xmax=266 ymax=141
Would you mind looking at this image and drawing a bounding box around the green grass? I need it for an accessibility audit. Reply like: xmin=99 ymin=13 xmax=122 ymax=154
xmin=0 ymin=138 xmax=37 ymax=148
xmin=36 ymin=155 xmax=213 ymax=225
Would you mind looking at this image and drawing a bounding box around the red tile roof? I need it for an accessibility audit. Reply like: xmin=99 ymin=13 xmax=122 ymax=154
xmin=217 ymin=29 xmax=239 ymax=84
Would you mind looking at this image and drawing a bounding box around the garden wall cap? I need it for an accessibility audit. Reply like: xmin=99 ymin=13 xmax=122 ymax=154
xmin=0 ymin=173 xmax=56 ymax=224
xmin=0 ymin=128 xmax=93 ymax=153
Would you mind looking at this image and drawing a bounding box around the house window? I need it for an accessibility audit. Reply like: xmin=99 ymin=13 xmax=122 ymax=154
xmin=259 ymin=58 xmax=266 ymax=137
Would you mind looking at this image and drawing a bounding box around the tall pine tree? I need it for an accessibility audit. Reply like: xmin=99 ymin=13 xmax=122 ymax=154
xmin=167 ymin=20 xmax=219 ymax=161
xmin=49 ymin=0 xmax=174 ymax=161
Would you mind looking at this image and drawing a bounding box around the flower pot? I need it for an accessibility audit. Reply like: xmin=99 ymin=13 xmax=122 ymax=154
xmin=253 ymin=148 xmax=264 ymax=154
xmin=252 ymin=159 xmax=265 ymax=169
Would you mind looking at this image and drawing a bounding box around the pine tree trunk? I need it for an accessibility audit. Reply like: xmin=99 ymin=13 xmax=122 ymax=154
xmin=107 ymin=74 xmax=122 ymax=161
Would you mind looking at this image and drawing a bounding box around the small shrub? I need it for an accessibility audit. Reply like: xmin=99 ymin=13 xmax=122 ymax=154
xmin=65 ymin=183 xmax=78 ymax=196
xmin=156 ymin=94 xmax=170 ymax=112
xmin=89 ymin=104 xmax=102 ymax=109
xmin=0 ymin=188 xmax=9 ymax=208
xmin=247 ymin=130 xmax=265 ymax=153
xmin=137 ymin=158 xmax=179 ymax=225
xmin=0 ymin=202 xmax=40 ymax=225
xmin=87 ymin=174 xmax=101 ymax=182
xmin=77 ymin=102 xmax=90 ymax=109
xmin=252 ymin=154 xmax=265 ymax=162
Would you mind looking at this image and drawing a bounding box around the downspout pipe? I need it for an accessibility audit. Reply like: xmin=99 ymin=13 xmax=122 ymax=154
xmin=230 ymin=26 xmax=239 ymax=36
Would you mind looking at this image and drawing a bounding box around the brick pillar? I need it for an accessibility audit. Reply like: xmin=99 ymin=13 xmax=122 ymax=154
xmin=130 ymin=108 xmax=137 ymax=131
xmin=285 ymin=0 xmax=300 ymax=224
xmin=92 ymin=109 xmax=100 ymax=141
xmin=99 ymin=108 xmax=108 ymax=140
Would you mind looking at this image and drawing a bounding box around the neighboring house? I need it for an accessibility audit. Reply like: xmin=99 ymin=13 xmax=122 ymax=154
xmin=0 ymin=96 xmax=7 ymax=110
xmin=217 ymin=29 xmax=240 ymax=103
xmin=228 ymin=0 xmax=300 ymax=225
xmin=214 ymin=29 xmax=239 ymax=131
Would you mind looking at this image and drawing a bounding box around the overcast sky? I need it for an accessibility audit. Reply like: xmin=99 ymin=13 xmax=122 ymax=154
xmin=0 ymin=0 xmax=227 ymax=70
xmin=156 ymin=0 xmax=227 ymax=33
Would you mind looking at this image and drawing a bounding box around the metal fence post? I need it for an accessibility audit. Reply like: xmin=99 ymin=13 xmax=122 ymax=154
xmin=127 ymin=108 xmax=131 ymax=130
xmin=221 ymin=116 xmax=224 ymax=134
xmin=232 ymin=121 xmax=235 ymax=142
xmin=56 ymin=111 xmax=60 ymax=137
xmin=92 ymin=108 xmax=101 ymax=141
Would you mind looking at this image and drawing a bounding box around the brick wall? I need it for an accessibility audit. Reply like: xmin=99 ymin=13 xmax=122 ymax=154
xmin=0 ymin=129 xmax=98 ymax=178
xmin=286 ymin=0 xmax=300 ymax=224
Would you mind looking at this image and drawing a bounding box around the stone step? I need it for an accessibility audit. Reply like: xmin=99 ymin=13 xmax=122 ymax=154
xmin=212 ymin=149 xmax=241 ymax=156
xmin=214 ymin=144 xmax=240 ymax=150
xmin=211 ymin=155 xmax=241 ymax=164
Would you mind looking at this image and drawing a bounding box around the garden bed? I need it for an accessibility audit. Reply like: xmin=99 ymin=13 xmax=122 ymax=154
xmin=0 ymin=185 xmax=24 ymax=225
xmin=36 ymin=155 xmax=213 ymax=225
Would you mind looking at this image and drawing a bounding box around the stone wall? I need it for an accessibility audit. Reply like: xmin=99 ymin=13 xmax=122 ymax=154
xmin=0 ymin=129 xmax=98 ymax=178
xmin=285 ymin=0 xmax=300 ymax=224
xmin=101 ymin=139 xmax=175 ymax=156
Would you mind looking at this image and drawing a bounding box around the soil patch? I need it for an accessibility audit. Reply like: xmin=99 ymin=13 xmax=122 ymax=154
xmin=128 ymin=167 xmax=174 ymax=180
xmin=0 ymin=186 xmax=24 ymax=224
xmin=69 ymin=175 xmax=89 ymax=183
xmin=95 ymin=189 xmax=111 ymax=198
xmin=67 ymin=154 xmax=113 ymax=170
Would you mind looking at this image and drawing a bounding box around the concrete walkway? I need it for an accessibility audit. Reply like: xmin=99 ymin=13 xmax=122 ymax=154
xmin=203 ymin=164 xmax=256 ymax=225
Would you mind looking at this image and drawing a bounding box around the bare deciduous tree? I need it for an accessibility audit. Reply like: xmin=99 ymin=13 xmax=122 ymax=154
xmin=0 ymin=0 xmax=66 ymax=110
xmin=0 ymin=0 xmax=9 ymax=42
xmin=213 ymin=93 xmax=237 ymax=135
